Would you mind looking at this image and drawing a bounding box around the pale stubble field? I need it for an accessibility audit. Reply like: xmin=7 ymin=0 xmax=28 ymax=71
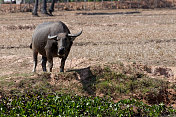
xmin=0 ymin=9 xmax=176 ymax=78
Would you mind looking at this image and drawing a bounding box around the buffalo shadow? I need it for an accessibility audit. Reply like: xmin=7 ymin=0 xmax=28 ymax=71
xmin=67 ymin=67 xmax=96 ymax=96
xmin=75 ymin=11 xmax=140 ymax=16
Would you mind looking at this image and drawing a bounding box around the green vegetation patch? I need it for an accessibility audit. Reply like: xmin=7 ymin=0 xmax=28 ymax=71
xmin=0 ymin=93 xmax=175 ymax=116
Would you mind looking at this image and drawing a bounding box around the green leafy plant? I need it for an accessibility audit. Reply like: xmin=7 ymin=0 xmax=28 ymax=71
xmin=0 ymin=93 xmax=175 ymax=116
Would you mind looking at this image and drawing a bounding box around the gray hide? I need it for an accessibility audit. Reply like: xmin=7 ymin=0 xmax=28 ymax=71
xmin=30 ymin=21 xmax=82 ymax=72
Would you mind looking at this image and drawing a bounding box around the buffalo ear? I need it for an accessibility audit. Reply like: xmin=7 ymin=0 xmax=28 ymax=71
xmin=48 ymin=35 xmax=58 ymax=40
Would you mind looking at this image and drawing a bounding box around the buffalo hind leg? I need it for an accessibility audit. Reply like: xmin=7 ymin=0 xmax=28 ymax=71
xmin=60 ymin=58 xmax=66 ymax=72
xmin=49 ymin=0 xmax=55 ymax=15
xmin=32 ymin=0 xmax=39 ymax=16
xmin=41 ymin=56 xmax=47 ymax=72
xmin=32 ymin=51 xmax=38 ymax=72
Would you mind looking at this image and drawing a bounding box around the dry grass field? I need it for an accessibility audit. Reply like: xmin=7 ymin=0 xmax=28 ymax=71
xmin=0 ymin=9 xmax=176 ymax=79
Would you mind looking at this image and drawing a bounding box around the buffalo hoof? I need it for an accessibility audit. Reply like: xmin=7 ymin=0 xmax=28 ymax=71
xmin=48 ymin=10 xmax=53 ymax=16
xmin=32 ymin=12 xmax=39 ymax=17
xmin=41 ymin=12 xmax=53 ymax=17
xmin=60 ymin=68 xmax=64 ymax=72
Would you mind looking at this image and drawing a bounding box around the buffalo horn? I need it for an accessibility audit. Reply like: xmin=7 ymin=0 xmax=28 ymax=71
xmin=48 ymin=35 xmax=58 ymax=39
xmin=68 ymin=29 xmax=83 ymax=37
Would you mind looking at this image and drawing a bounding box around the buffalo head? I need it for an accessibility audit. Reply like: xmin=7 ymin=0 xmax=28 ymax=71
xmin=48 ymin=30 xmax=82 ymax=58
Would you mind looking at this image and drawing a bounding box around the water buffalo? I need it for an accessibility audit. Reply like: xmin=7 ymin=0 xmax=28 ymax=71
xmin=30 ymin=21 xmax=82 ymax=72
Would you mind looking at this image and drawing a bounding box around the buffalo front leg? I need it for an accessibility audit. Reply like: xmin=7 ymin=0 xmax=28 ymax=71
xmin=49 ymin=0 xmax=55 ymax=15
xmin=41 ymin=56 xmax=47 ymax=72
xmin=32 ymin=0 xmax=39 ymax=16
xmin=60 ymin=58 xmax=66 ymax=72
xmin=47 ymin=57 xmax=53 ymax=72
xmin=32 ymin=51 xmax=38 ymax=72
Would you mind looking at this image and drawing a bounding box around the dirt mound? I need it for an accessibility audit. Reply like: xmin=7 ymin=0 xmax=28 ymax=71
xmin=1 ymin=24 xmax=36 ymax=31
xmin=106 ymin=62 xmax=176 ymax=82
xmin=144 ymin=66 xmax=175 ymax=79
xmin=1 ymin=63 xmax=175 ymax=108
